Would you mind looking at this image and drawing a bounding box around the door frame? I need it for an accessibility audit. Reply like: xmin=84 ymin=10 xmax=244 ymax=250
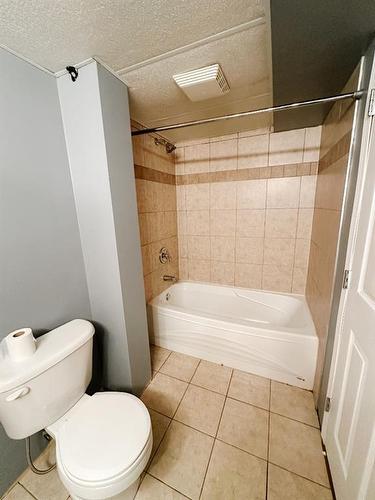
xmin=321 ymin=45 xmax=375 ymax=440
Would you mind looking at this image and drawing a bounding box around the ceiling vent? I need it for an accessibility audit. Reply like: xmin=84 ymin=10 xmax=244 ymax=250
xmin=173 ymin=64 xmax=230 ymax=102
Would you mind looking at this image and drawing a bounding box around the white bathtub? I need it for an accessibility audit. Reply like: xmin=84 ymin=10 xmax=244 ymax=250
xmin=148 ymin=281 xmax=318 ymax=389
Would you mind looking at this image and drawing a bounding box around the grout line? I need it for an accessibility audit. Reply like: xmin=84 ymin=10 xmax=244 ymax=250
xmin=267 ymin=461 xmax=332 ymax=490
xmin=266 ymin=376 xmax=272 ymax=499
xmin=146 ymin=471 xmax=192 ymax=499
xmin=198 ymin=368 xmax=233 ymax=499
xmin=16 ymin=482 xmax=39 ymax=500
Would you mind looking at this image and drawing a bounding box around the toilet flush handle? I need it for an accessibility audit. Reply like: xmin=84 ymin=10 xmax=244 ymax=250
xmin=6 ymin=386 xmax=30 ymax=402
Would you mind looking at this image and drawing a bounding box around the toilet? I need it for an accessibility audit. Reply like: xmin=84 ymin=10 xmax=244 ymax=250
xmin=0 ymin=319 xmax=152 ymax=500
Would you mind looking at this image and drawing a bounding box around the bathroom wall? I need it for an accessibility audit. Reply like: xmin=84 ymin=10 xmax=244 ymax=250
xmin=0 ymin=48 xmax=91 ymax=495
xmin=175 ymin=127 xmax=321 ymax=293
xmin=306 ymin=68 xmax=360 ymax=399
xmin=133 ymin=124 xmax=179 ymax=301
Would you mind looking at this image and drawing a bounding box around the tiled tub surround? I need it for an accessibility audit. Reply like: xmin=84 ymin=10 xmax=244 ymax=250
xmin=132 ymin=125 xmax=179 ymax=301
xmin=305 ymin=68 xmax=359 ymax=398
xmin=175 ymin=126 xmax=321 ymax=293
xmin=5 ymin=348 xmax=332 ymax=500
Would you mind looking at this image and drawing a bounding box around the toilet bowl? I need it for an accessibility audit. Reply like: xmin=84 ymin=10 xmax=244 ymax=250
xmin=0 ymin=320 xmax=152 ymax=500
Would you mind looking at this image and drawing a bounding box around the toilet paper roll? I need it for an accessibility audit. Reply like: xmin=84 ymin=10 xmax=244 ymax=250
xmin=6 ymin=328 xmax=36 ymax=362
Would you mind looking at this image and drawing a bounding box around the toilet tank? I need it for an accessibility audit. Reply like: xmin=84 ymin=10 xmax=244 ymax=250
xmin=0 ymin=319 xmax=94 ymax=439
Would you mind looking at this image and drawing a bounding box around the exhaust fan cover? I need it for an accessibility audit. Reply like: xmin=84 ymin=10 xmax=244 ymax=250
xmin=173 ymin=64 xmax=230 ymax=102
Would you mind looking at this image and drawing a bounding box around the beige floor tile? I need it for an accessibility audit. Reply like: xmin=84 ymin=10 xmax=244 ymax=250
xmin=268 ymin=464 xmax=333 ymax=500
xmin=269 ymin=414 xmax=329 ymax=487
xmin=159 ymin=352 xmax=200 ymax=382
xmin=191 ymin=360 xmax=232 ymax=394
xmin=20 ymin=467 xmax=68 ymax=500
xmin=174 ymin=385 xmax=225 ymax=436
xmin=217 ymin=398 xmax=269 ymax=459
xmin=3 ymin=484 xmax=35 ymax=500
xmin=150 ymin=345 xmax=171 ymax=371
xmin=228 ymin=370 xmax=270 ymax=409
xmin=270 ymin=381 xmax=319 ymax=427
xmin=141 ymin=373 xmax=188 ymax=417
xmin=135 ymin=474 xmax=188 ymax=499
xmin=149 ymin=421 xmax=213 ymax=500
xmin=201 ymin=440 xmax=267 ymax=500
xmin=148 ymin=409 xmax=171 ymax=459
xmin=19 ymin=442 xmax=69 ymax=500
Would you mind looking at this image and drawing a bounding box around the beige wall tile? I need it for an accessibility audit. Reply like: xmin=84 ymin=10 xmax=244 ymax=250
xmin=185 ymin=183 xmax=210 ymax=210
xmin=176 ymin=185 xmax=186 ymax=210
xmin=178 ymin=235 xmax=188 ymax=259
xmin=211 ymin=236 xmax=235 ymax=262
xmin=211 ymin=261 xmax=235 ymax=285
xmin=187 ymin=236 xmax=211 ymax=260
xmin=238 ymin=133 xmax=269 ymax=169
xmin=187 ymin=210 xmax=210 ymax=235
xmin=297 ymin=208 xmax=314 ymax=239
xmin=209 ymin=138 xmax=237 ymax=172
xmin=236 ymin=209 xmax=265 ymax=238
xmin=269 ymin=129 xmax=305 ymax=166
xmin=209 ymin=182 xmax=236 ymax=209
xmin=179 ymin=258 xmax=188 ymax=280
xmin=236 ymin=237 xmax=264 ymax=264
xmin=294 ymin=239 xmax=310 ymax=268
xmin=237 ymin=179 xmax=267 ymax=209
xmin=264 ymin=238 xmax=295 ymax=267
xmin=188 ymin=259 xmax=211 ymax=281
xmin=267 ymin=177 xmax=301 ymax=208
xmin=210 ymin=210 xmax=236 ymax=236
xmin=292 ymin=267 xmax=307 ymax=294
xmin=262 ymin=264 xmax=293 ymax=293
xmin=300 ymin=175 xmax=317 ymax=208
xmin=235 ymin=263 xmax=262 ymax=289
xmin=265 ymin=209 xmax=298 ymax=238
xmin=177 ymin=211 xmax=187 ymax=235
xmin=184 ymin=143 xmax=210 ymax=174
xmin=141 ymin=244 xmax=152 ymax=276
xmin=303 ymin=126 xmax=322 ymax=162
xmin=174 ymin=147 xmax=184 ymax=175
xmin=132 ymin=135 xmax=144 ymax=166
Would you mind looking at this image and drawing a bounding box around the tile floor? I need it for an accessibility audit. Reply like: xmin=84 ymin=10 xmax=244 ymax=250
xmin=2 ymin=346 xmax=333 ymax=500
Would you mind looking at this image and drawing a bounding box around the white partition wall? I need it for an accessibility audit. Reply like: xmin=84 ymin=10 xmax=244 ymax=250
xmin=57 ymin=60 xmax=151 ymax=394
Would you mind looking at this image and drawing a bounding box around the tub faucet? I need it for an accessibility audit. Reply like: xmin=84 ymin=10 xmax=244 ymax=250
xmin=163 ymin=275 xmax=177 ymax=283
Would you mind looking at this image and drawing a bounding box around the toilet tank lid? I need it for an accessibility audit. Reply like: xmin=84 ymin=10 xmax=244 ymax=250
xmin=0 ymin=319 xmax=94 ymax=394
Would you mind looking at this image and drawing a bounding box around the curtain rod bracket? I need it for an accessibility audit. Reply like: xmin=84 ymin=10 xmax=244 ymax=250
xmin=66 ymin=66 xmax=78 ymax=82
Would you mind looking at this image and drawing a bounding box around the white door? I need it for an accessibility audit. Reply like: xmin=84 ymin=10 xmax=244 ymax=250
xmin=323 ymin=82 xmax=375 ymax=498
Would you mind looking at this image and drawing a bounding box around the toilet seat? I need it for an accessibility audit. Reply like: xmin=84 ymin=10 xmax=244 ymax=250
xmin=48 ymin=392 xmax=152 ymax=500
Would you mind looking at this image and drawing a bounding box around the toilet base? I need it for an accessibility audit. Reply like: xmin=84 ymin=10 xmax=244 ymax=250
xmin=71 ymin=477 xmax=140 ymax=500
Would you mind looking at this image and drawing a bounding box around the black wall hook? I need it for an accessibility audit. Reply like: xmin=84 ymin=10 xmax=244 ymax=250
xmin=66 ymin=66 xmax=78 ymax=82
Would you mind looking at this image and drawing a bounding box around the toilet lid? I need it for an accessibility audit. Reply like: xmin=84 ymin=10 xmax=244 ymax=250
xmin=58 ymin=392 xmax=151 ymax=484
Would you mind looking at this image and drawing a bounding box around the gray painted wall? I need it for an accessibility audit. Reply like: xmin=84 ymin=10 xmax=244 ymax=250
xmin=0 ymin=48 xmax=91 ymax=495
xmin=97 ymin=64 xmax=151 ymax=394
xmin=57 ymin=61 xmax=151 ymax=394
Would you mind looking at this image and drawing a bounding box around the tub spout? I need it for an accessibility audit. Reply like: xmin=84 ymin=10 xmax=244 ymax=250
xmin=163 ymin=275 xmax=177 ymax=282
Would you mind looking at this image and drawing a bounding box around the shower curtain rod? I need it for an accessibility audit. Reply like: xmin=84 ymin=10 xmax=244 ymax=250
xmin=131 ymin=91 xmax=363 ymax=136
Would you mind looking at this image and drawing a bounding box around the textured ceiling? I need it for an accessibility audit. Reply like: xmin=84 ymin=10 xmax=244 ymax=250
xmin=0 ymin=0 xmax=272 ymax=141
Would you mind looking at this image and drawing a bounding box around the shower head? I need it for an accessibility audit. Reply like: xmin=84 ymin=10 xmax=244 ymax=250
xmin=154 ymin=137 xmax=176 ymax=154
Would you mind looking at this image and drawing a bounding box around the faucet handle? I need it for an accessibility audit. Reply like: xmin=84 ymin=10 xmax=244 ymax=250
xmin=159 ymin=247 xmax=171 ymax=264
